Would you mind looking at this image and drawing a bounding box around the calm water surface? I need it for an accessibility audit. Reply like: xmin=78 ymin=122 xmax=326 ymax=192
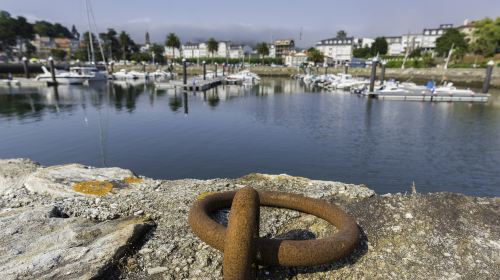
xmin=1 ymin=79 xmax=499 ymax=196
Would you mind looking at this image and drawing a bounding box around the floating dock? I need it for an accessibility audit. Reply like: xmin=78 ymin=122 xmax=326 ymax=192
xmin=159 ymin=77 xmax=224 ymax=91
xmin=0 ymin=78 xmax=47 ymax=88
xmin=365 ymin=91 xmax=489 ymax=102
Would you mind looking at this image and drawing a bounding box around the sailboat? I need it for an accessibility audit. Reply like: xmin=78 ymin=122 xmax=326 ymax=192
xmin=79 ymin=0 xmax=108 ymax=82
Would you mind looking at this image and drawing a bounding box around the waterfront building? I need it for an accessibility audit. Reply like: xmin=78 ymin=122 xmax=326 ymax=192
xmin=284 ymin=51 xmax=308 ymax=67
xmin=30 ymin=35 xmax=79 ymax=58
xmin=163 ymin=46 xmax=181 ymax=58
xmin=181 ymin=42 xmax=200 ymax=58
xmin=421 ymin=24 xmax=453 ymax=52
xmin=354 ymin=38 xmax=374 ymax=48
xmin=401 ymin=34 xmax=423 ymax=54
xmin=386 ymin=36 xmax=404 ymax=56
xmin=217 ymin=41 xmax=231 ymax=58
xmin=315 ymin=37 xmax=354 ymax=65
xmin=228 ymin=45 xmax=252 ymax=59
xmin=458 ymin=19 xmax=477 ymax=43
xmin=198 ymin=43 xmax=208 ymax=57
xmin=272 ymin=39 xmax=295 ymax=58
xmin=269 ymin=44 xmax=276 ymax=58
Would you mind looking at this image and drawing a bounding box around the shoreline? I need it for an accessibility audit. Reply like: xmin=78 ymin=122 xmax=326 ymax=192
xmin=0 ymin=158 xmax=499 ymax=279
xmin=1 ymin=63 xmax=498 ymax=89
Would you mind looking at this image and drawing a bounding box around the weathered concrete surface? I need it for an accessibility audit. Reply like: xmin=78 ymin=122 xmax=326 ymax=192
xmin=24 ymin=163 xmax=135 ymax=197
xmin=0 ymin=159 xmax=498 ymax=279
xmin=0 ymin=159 xmax=39 ymax=194
xmin=0 ymin=206 xmax=153 ymax=280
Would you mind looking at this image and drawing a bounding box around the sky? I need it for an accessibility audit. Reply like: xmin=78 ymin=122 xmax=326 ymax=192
xmin=2 ymin=0 xmax=499 ymax=47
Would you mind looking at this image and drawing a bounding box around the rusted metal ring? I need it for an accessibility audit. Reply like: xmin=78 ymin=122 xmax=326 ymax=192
xmin=189 ymin=189 xmax=359 ymax=267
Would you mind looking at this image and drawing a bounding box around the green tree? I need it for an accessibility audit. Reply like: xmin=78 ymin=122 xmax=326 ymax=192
xmin=353 ymin=47 xmax=371 ymax=58
xmin=207 ymin=38 xmax=219 ymax=61
xmin=307 ymin=47 xmax=324 ymax=64
xmin=118 ymin=31 xmax=138 ymax=60
xmin=471 ymin=17 xmax=500 ymax=57
xmin=435 ymin=28 xmax=468 ymax=58
xmin=71 ymin=25 xmax=80 ymax=40
xmin=80 ymin=31 xmax=102 ymax=61
xmin=422 ymin=52 xmax=436 ymax=67
xmin=50 ymin=48 xmax=67 ymax=61
xmin=0 ymin=11 xmax=17 ymax=54
xmin=151 ymin=43 xmax=166 ymax=64
xmin=99 ymin=28 xmax=121 ymax=61
xmin=337 ymin=30 xmax=347 ymax=39
xmin=13 ymin=16 xmax=35 ymax=58
xmin=371 ymin=37 xmax=388 ymax=56
xmin=409 ymin=47 xmax=422 ymax=58
xmin=33 ymin=21 xmax=72 ymax=38
xmin=25 ymin=42 xmax=37 ymax=57
xmin=165 ymin=33 xmax=181 ymax=60
xmin=256 ymin=42 xmax=269 ymax=63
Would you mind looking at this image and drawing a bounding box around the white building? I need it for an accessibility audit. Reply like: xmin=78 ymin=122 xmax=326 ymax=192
xmin=269 ymin=44 xmax=276 ymax=58
xmin=181 ymin=43 xmax=200 ymax=58
xmin=216 ymin=41 xmax=230 ymax=58
xmin=316 ymin=37 xmax=354 ymax=64
xmin=401 ymin=34 xmax=423 ymax=54
xmin=386 ymin=36 xmax=404 ymax=56
xmin=354 ymin=38 xmax=374 ymax=48
xmin=228 ymin=45 xmax=252 ymax=59
xmin=164 ymin=46 xmax=181 ymax=58
xmin=284 ymin=51 xmax=308 ymax=67
xmin=421 ymin=24 xmax=453 ymax=52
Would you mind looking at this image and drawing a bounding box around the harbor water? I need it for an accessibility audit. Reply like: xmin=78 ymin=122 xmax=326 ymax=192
xmin=1 ymin=78 xmax=499 ymax=196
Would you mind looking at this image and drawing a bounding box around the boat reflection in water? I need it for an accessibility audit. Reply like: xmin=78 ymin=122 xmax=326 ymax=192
xmin=0 ymin=78 xmax=499 ymax=197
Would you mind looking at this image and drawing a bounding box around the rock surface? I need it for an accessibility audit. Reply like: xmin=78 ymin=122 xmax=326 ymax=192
xmin=0 ymin=159 xmax=498 ymax=279
xmin=0 ymin=206 xmax=153 ymax=280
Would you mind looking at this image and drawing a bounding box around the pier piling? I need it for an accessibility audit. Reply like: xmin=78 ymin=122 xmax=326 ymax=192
xmin=215 ymin=63 xmax=218 ymax=78
xmin=183 ymin=59 xmax=187 ymax=86
xmin=324 ymin=65 xmax=328 ymax=75
xmin=482 ymin=60 xmax=495 ymax=94
xmin=203 ymin=61 xmax=206 ymax=80
xmin=223 ymin=63 xmax=225 ymax=76
xmin=380 ymin=60 xmax=386 ymax=84
xmin=22 ymin=57 xmax=30 ymax=79
xmin=49 ymin=57 xmax=57 ymax=85
xmin=369 ymin=58 xmax=378 ymax=92
xmin=344 ymin=63 xmax=349 ymax=74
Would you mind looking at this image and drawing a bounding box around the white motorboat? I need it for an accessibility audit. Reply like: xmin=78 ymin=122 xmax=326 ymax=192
xmin=225 ymin=70 xmax=261 ymax=83
xmin=35 ymin=66 xmax=90 ymax=85
xmin=112 ymin=69 xmax=138 ymax=80
xmin=432 ymin=82 xmax=475 ymax=95
xmin=70 ymin=66 xmax=108 ymax=82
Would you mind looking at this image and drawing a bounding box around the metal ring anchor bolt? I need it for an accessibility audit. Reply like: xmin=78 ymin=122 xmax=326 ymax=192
xmin=188 ymin=186 xmax=360 ymax=279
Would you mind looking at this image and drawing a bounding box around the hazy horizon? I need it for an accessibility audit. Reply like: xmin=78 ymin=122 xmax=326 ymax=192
xmin=2 ymin=0 xmax=499 ymax=47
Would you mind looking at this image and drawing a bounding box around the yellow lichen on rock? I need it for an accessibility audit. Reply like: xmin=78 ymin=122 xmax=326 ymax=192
xmin=123 ymin=177 xmax=144 ymax=184
xmin=197 ymin=192 xmax=216 ymax=200
xmin=73 ymin=180 xmax=113 ymax=196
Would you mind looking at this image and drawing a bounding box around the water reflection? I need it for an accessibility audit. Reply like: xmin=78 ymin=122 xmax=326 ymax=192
xmin=0 ymin=79 xmax=499 ymax=196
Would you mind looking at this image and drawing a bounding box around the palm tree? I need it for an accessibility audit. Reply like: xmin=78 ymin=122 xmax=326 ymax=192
xmin=207 ymin=38 xmax=219 ymax=62
xmin=256 ymin=42 xmax=269 ymax=64
xmin=165 ymin=33 xmax=181 ymax=61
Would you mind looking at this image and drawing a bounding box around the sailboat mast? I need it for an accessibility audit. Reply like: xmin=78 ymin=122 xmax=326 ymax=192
xmin=87 ymin=0 xmax=109 ymax=72
xmin=85 ymin=0 xmax=95 ymax=64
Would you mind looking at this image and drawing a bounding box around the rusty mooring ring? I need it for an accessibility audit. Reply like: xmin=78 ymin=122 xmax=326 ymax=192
xmin=188 ymin=188 xmax=360 ymax=268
